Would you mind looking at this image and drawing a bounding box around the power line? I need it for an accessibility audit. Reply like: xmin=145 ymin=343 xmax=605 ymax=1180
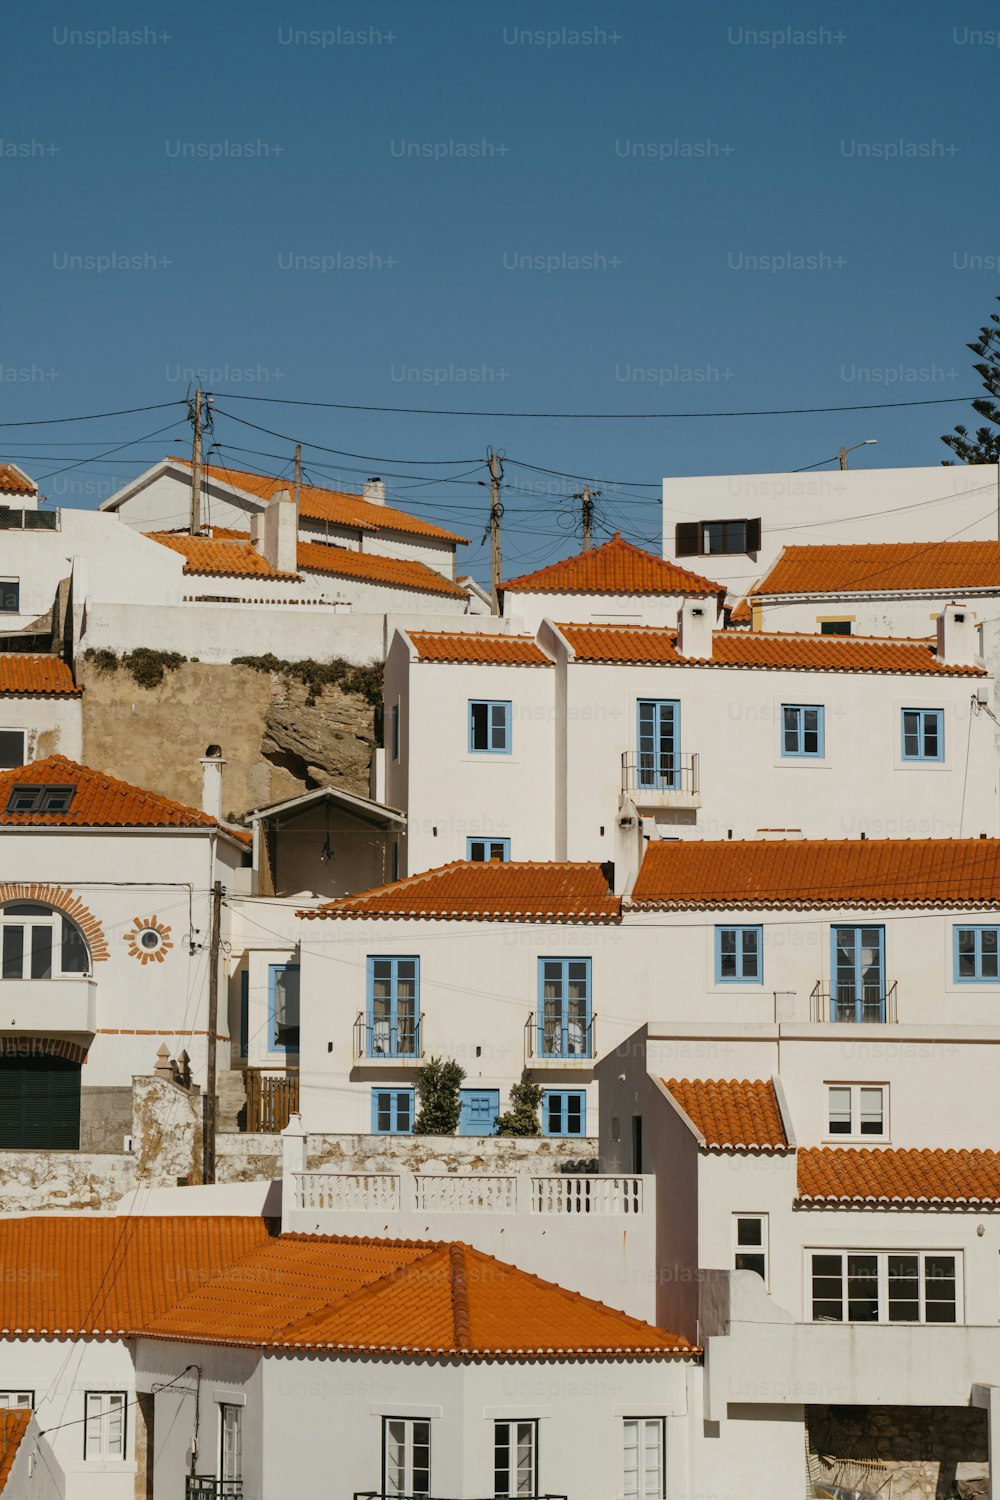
xmin=0 ymin=401 xmax=185 ymax=427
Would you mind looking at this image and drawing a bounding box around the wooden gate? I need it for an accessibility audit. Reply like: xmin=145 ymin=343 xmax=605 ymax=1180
xmin=244 ymin=1069 xmax=299 ymax=1134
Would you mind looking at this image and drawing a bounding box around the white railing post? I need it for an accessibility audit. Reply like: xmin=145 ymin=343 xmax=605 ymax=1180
xmin=280 ymin=1113 xmax=307 ymax=1230
xmin=515 ymin=1173 xmax=532 ymax=1215
xmin=400 ymin=1169 xmax=418 ymax=1213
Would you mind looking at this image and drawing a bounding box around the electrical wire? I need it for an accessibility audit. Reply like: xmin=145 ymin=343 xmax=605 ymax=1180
xmin=0 ymin=402 xmax=185 ymax=427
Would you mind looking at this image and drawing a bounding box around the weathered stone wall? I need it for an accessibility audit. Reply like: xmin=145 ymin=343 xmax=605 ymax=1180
xmin=79 ymin=658 xmax=376 ymax=819
xmin=215 ymin=1130 xmax=598 ymax=1183
xmin=808 ymin=1404 xmax=988 ymax=1500
xmin=80 ymin=1085 xmax=133 ymax=1153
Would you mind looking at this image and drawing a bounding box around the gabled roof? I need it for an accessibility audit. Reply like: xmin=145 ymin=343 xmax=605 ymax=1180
xmin=752 ymin=540 xmax=1000 ymax=598
xmin=0 ymin=755 xmax=243 ymax=839
xmin=557 ymin=623 xmax=985 ymax=676
xmin=302 ymin=860 xmax=621 ymax=923
xmin=165 ymin=458 xmax=469 ymax=545
xmin=631 ymin=838 xmax=1000 ymax=910
xmin=502 ymin=532 xmax=724 ymax=597
xmin=145 ymin=529 xmax=299 ymax=580
xmin=663 ymin=1078 xmax=790 ymax=1152
xmin=250 ymin=784 xmax=405 ymax=829
xmin=296 ymin=539 xmax=464 ymax=598
xmin=797 ymin=1147 xmax=1000 ymax=1206
xmin=0 ymin=1216 xmax=694 ymax=1359
xmin=0 ymin=656 xmax=80 ymax=697
xmin=407 ymin=631 xmax=552 ymax=665
xmin=0 ymin=1410 xmax=30 ymax=1492
xmin=0 ymin=463 xmax=36 ymax=497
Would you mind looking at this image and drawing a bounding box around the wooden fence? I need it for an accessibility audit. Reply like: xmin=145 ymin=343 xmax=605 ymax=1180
xmin=244 ymin=1068 xmax=299 ymax=1134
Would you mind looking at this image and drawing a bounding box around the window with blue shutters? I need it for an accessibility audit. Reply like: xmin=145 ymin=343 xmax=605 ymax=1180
xmin=901 ymin=708 xmax=944 ymax=761
xmin=954 ymin=926 xmax=1000 ymax=982
xmin=468 ymin=700 xmax=511 ymax=754
xmin=538 ymin=958 xmax=592 ymax=1057
xmin=781 ymin=704 xmax=824 ymax=758
xmin=371 ymin=1088 xmax=414 ymax=1134
xmin=715 ymin=926 xmax=763 ymax=983
xmin=466 ymin=836 xmax=511 ymax=862
xmin=543 ymin=1089 xmax=586 ymax=1136
xmin=366 ymin=957 xmax=420 ymax=1057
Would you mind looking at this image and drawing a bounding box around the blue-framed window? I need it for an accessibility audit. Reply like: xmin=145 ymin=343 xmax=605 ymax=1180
xmin=636 ymin=699 xmax=680 ymax=789
xmin=366 ymin=956 xmax=420 ymax=1057
xmin=371 ymin=1087 xmax=414 ymax=1135
xmin=715 ymin=925 xmax=763 ymax=983
xmin=543 ymin=1089 xmax=586 ymax=1137
xmin=268 ymin=963 xmax=300 ymax=1053
xmin=238 ymin=970 xmax=249 ymax=1058
xmin=468 ymin=700 xmax=511 ymax=754
xmin=390 ymin=703 xmax=400 ymax=761
xmin=954 ymin=925 xmax=1000 ymax=982
xmin=538 ymin=957 xmax=592 ymax=1058
xmin=831 ymin=926 xmax=885 ymax=1023
xmin=901 ymin=708 xmax=944 ymax=762
xmin=781 ymin=704 xmax=824 ymax=758
xmin=466 ymin=836 xmax=511 ymax=862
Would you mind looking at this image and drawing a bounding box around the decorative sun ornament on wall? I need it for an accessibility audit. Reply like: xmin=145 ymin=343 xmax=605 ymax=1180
xmin=124 ymin=915 xmax=174 ymax=965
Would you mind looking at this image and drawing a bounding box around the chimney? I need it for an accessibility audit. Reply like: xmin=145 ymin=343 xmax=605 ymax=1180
xmin=676 ymin=596 xmax=715 ymax=660
xmin=936 ymin=601 xmax=979 ymax=667
xmin=200 ymin=745 xmax=226 ymax=821
xmin=363 ymin=476 xmax=385 ymax=506
xmin=253 ymin=487 xmax=298 ymax=574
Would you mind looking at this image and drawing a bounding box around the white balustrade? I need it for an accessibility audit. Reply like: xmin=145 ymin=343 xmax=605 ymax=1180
xmin=531 ymin=1175 xmax=644 ymax=1215
xmin=295 ymin=1171 xmax=400 ymax=1213
xmin=293 ymin=1170 xmax=644 ymax=1217
xmin=415 ymin=1174 xmax=518 ymax=1213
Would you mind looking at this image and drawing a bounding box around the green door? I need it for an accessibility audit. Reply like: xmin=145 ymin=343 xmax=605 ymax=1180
xmin=0 ymin=1056 xmax=81 ymax=1148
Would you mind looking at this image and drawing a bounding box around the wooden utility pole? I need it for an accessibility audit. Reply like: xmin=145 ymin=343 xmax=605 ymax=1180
xmin=838 ymin=445 xmax=848 ymax=471
xmin=573 ymin=483 xmax=600 ymax=549
xmin=294 ymin=441 xmax=302 ymax=510
xmin=488 ymin=450 xmax=503 ymax=614
xmin=203 ymin=878 xmax=222 ymax=1184
xmin=189 ymin=388 xmax=204 ymax=534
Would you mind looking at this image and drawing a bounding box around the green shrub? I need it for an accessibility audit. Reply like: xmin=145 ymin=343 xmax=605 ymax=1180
xmin=494 ymin=1070 xmax=543 ymax=1137
xmin=414 ymin=1057 xmax=466 ymax=1136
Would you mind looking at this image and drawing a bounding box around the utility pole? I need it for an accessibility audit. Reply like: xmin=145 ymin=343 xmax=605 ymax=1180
xmin=203 ymin=879 xmax=222 ymax=1185
xmin=838 ymin=445 xmax=848 ymax=471
xmin=294 ymin=441 xmax=302 ymax=511
xmin=189 ymin=388 xmax=204 ymax=535
xmin=574 ymin=483 xmax=600 ymax=549
xmin=488 ymin=450 xmax=503 ymax=614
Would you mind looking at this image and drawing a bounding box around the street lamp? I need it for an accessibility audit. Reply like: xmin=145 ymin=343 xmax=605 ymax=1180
xmin=839 ymin=438 xmax=878 ymax=470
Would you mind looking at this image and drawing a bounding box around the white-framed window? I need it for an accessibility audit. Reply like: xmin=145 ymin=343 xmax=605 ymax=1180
xmin=494 ymin=1419 xmax=537 ymax=1497
xmin=84 ymin=1391 xmax=126 ymax=1461
xmin=733 ymin=1214 xmax=768 ymax=1285
xmin=827 ymin=1083 xmax=887 ymax=1139
xmin=0 ymin=902 xmax=90 ymax=980
xmin=383 ymin=1416 xmax=430 ymax=1497
xmin=810 ymin=1251 xmax=960 ymax=1323
xmin=0 ymin=580 xmax=19 ymax=614
xmin=623 ymin=1417 xmax=665 ymax=1498
xmin=0 ymin=731 xmax=25 ymax=771
xmin=220 ymin=1403 xmax=242 ymax=1483
xmin=0 ymin=1392 xmax=33 ymax=1409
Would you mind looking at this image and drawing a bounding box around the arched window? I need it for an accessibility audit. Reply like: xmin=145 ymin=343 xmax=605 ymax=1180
xmin=0 ymin=903 xmax=90 ymax=980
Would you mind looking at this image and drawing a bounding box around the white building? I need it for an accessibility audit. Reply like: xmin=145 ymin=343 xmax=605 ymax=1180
xmin=0 ymin=657 xmax=82 ymax=768
xmin=662 ymin=462 xmax=1000 ymax=604
xmin=384 ymin=601 xmax=998 ymax=873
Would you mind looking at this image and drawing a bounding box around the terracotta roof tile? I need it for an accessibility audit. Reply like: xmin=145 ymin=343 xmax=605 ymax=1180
xmin=502 ymin=532 xmax=724 ymax=597
xmin=146 ymin=530 xmax=299 ymax=580
xmin=728 ymin=595 xmax=753 ymax=625
xmin=169 ymin=457 xmax=468 ymax=544
xmin=631 ymin=838 xmax=1000 ymax=910
xmin=0 ymin=656 xmax=80 ymax=697
xmin=0 ymin=1410 xmax=30 ymax=1493
xmin=0 ymin=465 xmax=36 ymax=497
xmin=752 ymin=541 xmax=1000 ymax=598
xmin=0 ymin=755 xmax=238 ymax=836
xmin=558 ymin=622 xmax=984 ymax=676
xmin=297 ymin=540 xmax=465 ymax=598
xmin=664 ymin=1078 xmax=789 ymax=1151
xmin=303 ymin=860 xmax=620 ymax=923
xmin=408 ymin=631 xmax=552 ymax=664
xmin=797 ymin=1147 xmax=1000 ymax=1205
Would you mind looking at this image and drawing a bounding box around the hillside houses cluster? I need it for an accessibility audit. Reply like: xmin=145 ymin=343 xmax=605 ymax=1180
xmin=2 ymin=456 xmax=1000 ymax=1499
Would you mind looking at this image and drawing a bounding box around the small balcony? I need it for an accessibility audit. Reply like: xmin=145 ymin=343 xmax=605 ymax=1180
xmin=525 ymin=1011 xmax=595 ymax=1067
xmin=354 ymin=1012 xmax=425 ymax=1066
xmin=186 ymin=1480 xmax=242 ymax=1499
xmin=621 ymin=751 xmax=700 ymax=809
xmin=809 ymin=980 xmax=898 ymax=1024
xmin=0 ymin=976 xmax=97 ymax=1033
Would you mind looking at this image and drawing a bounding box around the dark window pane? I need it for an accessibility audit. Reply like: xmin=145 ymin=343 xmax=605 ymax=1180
xmin=1 ymin=927 xmax=23 ymax=980
xmin=61 ymin=919 xmax=88 ymax=974
xmin=30 ymin=926 xmax=52 ymax=980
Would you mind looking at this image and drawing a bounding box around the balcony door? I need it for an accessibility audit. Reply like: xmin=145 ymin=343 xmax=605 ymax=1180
xmin=636 ymin=700 xmax=680 ymax=790
xmin=367 ymin=957 xmax=419 ymax=1057
xmin=832 ymin=926 xmax=885 ymax=1022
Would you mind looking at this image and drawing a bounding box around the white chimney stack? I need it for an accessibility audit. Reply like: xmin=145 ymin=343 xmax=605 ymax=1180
xmin=200 ymin=746 xmax=226 ymax=821
xmin=936 ymin=601 xmax=979 ymax=667
xmin=363 ymin=476 xmax=385 ymax=506
xmin=676 ymin=597 xmax=715 ymax=660
xmin=252 ymin=487 xmax=298 ymax=574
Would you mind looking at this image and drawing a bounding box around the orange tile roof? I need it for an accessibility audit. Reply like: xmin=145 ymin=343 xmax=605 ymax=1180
xmin=631 ymin=838 xmax=1000 ymax=910
xmin=797 ymin=1147 xmax=1000 ymax=1206
xmin=728 ymin=595 xmax=753 ymax=625
xmin=407 ymin=631 xmax=552 ymax=664
xmin=146 ymin=529 xmax=299 ymax=580
xmin=0 ymin=755 xmax=241 ymax=836
xmin=663 ymin=1078 xmax=789 ymax=1151
xmin=557 ymin=622 xmax=984 ymax=676
xmin=0 ymin=1217 xmax=694 ymax=1359
xmin=502 ymin=532 xmax=724 ymax=597
xmin=169 ymin=457 xmax=468 ymax=544
xmin=0 ymin=464 xmax=36 ymax=497
xmin=297 ymin=540 xmax=465 ymax=598
xmin=302 ymin=860 xmax=621 ymax=923
xmin=0 ymin=1410 xmax=30 ymax=1493
xmin=0 ymin=656 xmax=80 ymax=697
xmin=752 ymin=541 xmax=1000 ymax=598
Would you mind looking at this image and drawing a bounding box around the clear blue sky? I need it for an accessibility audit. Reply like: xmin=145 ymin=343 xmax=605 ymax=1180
xmin=3 ymin=0 xmax=997 ymax=581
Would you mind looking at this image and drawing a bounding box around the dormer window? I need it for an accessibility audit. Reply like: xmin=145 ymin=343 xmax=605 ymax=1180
xmin=5 ymin=785 xmax=75 ymax=814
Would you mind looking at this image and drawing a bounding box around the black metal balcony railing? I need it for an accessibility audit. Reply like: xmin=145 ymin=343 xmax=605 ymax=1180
xmin=621 ymin=750 xmax=700 ymax=800
xmin=525 ymin=1011 xmax=595 ymax=1061
xmin=354 ymin=1012 xmax=424 ymax=1060
xmin=186 ymin=1479 xmax=242 ymax=1499
xmin=810 ymin=980 xmax=898 ymax=1024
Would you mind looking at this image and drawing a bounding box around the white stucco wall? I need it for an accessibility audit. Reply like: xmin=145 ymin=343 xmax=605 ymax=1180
xmin=753 ymin=589 xmax=1000 ymax=639
xmin=503 ymin=587 xmax=716 ymax=634
xmin=0 ymin=696 xmax=82 ymax=763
